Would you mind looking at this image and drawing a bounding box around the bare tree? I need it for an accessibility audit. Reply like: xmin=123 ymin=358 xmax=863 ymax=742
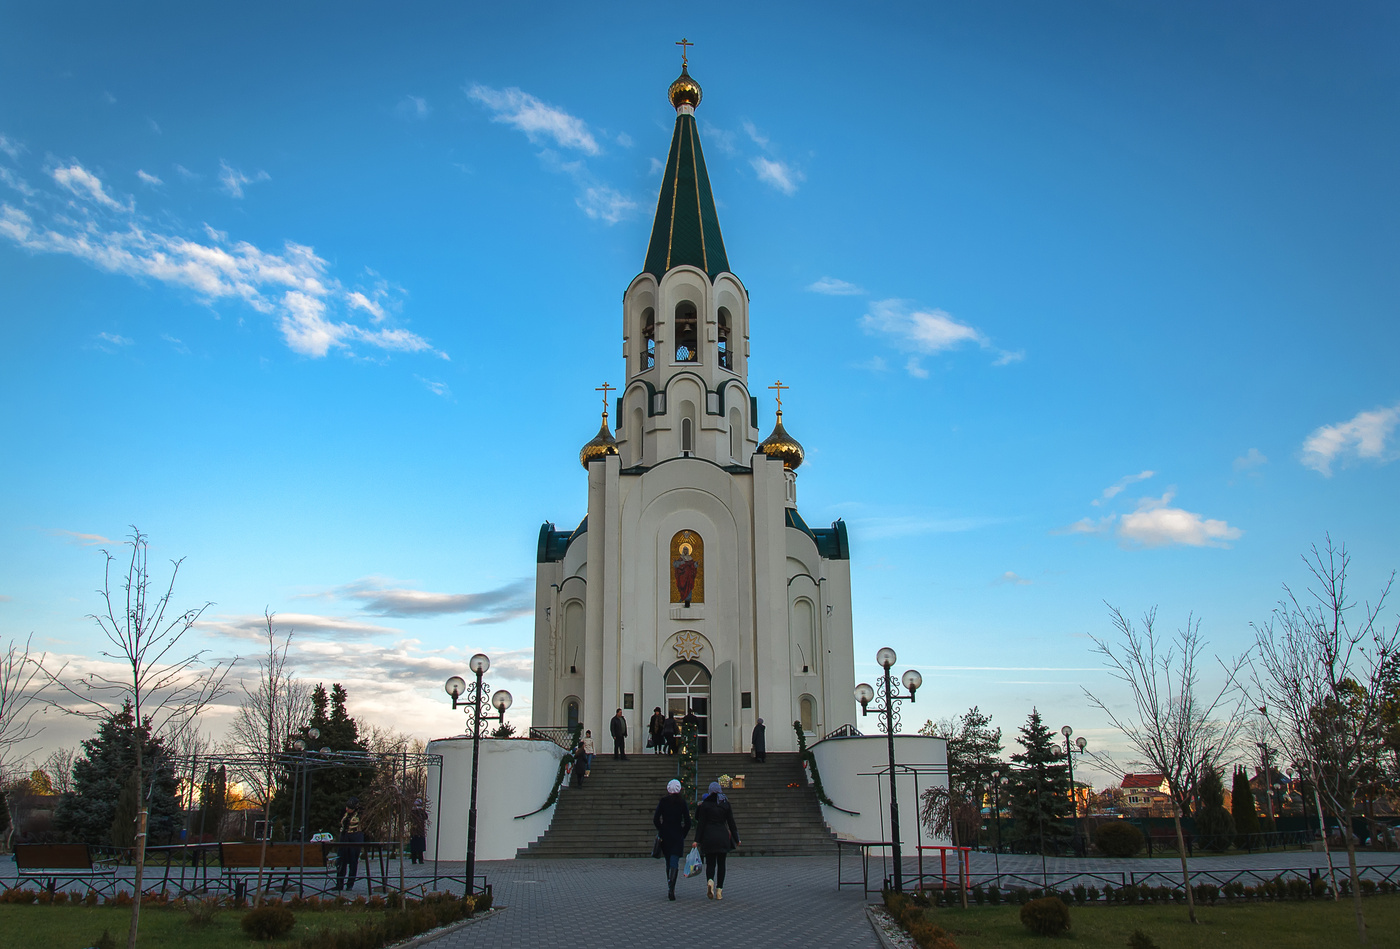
xmin=357 ymin=725 xmax=428 ymax=897
xmin=41 ymin=747 xmax=77 ymax=797
xmin=0 ymin=636 xmax=47 ymax=784
xmin=1084 ymin=605 xmax=1245 ymax=925
xmin=1252 ymin=537 xmax=1399 ymax=946
xmin=41 ymin=528 xmax=231 ymax=949
xmin=225 ymin=610 xmax=309 ymax=904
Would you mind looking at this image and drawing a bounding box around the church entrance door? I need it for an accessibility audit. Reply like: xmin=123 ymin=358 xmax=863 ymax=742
xmin=665 ymin=660 xmax=710 ymax=753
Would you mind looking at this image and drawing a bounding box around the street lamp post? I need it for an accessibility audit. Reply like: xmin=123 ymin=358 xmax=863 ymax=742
xmin=990 ymin=770 xmax=1003 ymax=879
xmin=444 ymin=654 xmax=512 ymax=896
xmin=1061 ymin=727 xmax=1087 ymax=856
xmin=855 ymin=646 xmax=921 ymax=893
xmin=1256 ymin=740 xmax=1276 ymax=828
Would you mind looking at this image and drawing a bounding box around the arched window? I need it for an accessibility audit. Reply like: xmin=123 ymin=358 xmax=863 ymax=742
xmin=799 ymin=694 xmax=816 ymax=733
xmin=674 ymin=302 xmax=698 ymax=362
xmin=717 ymin=308 xmax=732 ymax=370
xmin=629 ymin=406 xmax=644 ymax=466
xmin=565 ymin=697 xmax=580 ymax=731
xmin=563 ymin=601 xmax=585 ymax=675
xmin=640 ymin=308 xmax=655 ymax=371
xmin=791 ymin=598 xmax=815 ymax=674
xmin=681 ymin=417 xmax=694 ymax=453
xmin=729 ymin=408 xmax=742 ymax=461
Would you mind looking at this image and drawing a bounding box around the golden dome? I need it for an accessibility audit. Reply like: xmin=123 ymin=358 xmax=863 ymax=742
xmin=757 ymin=409 xmax=805 ymax=470
xmin=579 ymin=414 xmax=619 ymax=469
xmin=668 ymin=65 xmax=702 ymax=112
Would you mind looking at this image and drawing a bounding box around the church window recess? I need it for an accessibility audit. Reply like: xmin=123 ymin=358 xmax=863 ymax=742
xmin=628 ymin=407 xmax=644 ymax=466
xmin=640 ymin=308 xmax=655 ymax=371
xmin=563 ymin=601 xmax=585 ymax=675
xmin=791 ymin=598 xmax=815 ymax=674
xmin=729 ymin=408 xmax=742 ymax=461
xmin=674 ymin=301 xmax=698 ymax=362
xmin=717 ymin=308 xmax=732 ymax=370
xmin=799 ymin=694 xmax=816 ymax=733
xmin=669 ymin=530 xmax=704 ymax=606
xmin=681 ymin=417 xmax=694 ymax=453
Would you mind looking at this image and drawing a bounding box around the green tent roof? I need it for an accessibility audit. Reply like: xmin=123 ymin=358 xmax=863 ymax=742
xmin=642 ymin=113 xmax=730 ymax=281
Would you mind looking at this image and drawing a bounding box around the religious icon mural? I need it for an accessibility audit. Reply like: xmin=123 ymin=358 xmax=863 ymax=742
xmin=669 ymin=530 xmax=704 ymax=605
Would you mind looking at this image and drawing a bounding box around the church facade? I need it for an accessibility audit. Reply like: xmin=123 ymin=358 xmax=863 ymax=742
xmin=530 ymin=63 xmax=856 ymax=754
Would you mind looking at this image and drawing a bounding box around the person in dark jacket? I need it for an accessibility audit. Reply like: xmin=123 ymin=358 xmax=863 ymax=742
xmin=653 ymin=778 xmax=692 ymax=900
xmin=662 ymin=712 xmax=680 ymax=755
xmin=648 ymin=707 xmax=666 ymax=754
xmin=752 ymin=718 xmax=766 ymax=762
xmin=694 ymin=781 xmax=740 ymax=900
xmin=610 ymin=708 xmax=629 ymax=759
xmin=335 ymin=797 xmax=365 ymax=890
xmin=571 ymin=736 xmax=587 ymax=788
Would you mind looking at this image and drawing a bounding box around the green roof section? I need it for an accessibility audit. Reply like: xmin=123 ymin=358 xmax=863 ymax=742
xmin=643 ymin=113 xmax=730 ymax=281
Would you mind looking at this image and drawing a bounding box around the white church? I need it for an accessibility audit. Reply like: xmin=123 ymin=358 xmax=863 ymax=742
xmin=529 ymin=60 xmax=857 ymax=755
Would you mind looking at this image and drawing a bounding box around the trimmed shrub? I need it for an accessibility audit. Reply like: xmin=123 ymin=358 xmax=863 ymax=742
xmin=1072 ymin=884 xmax=1087 ymax=905
xmin=242 ymin=904 xmax=296 ymax=941
xmin=1020 ymin=896 xmax=1071 ymax=937
xmin=93 ymin=931 xmax=117 ymax=949
xmin=1086 ymin=886 xmax=1099 ymax=904
xmin=1127 ymin=930 xmax=1162 ymax=949
xmin=187 ymin=895 xmax=223 ymax=928
xmin=972 ymin=885 xmax=985 ymax=905
xmin=1094 ymin=821 xmax=1145 ymax=857
xmin=988 ymin=885 xmax=1002 ymax=905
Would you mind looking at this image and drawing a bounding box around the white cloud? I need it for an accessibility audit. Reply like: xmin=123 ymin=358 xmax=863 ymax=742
xmin=0 ymin=166 xmax=36 ymax=197
xmin=52 ymin=163 xmax=130 ymax=212
xmin=905 ymin=356 xmax=929 ymax=379
xmin=1301 ymin=403 xmax=1400 ymax=476
xmin=416 ymin=376 xmax=450 ymax=398
xmin=649 ymin=157 xmax=665 ymax=176
xmin=44 ymin=529 xmax=113 ymax=546
xmin=699 ymin=122 xmax=738 ymax=157
xmin=218 ymin=161 xmax=270 ymax=199
xmin=1233 ymin=447 xmax=1268 ymax=473
xmin=994 ymin=571 xmax=1032 ymax=586
xmin=860 ymin=299 xmax=1020 ymax=375
xmin=397 ymin=95 xmax=430 ymax=119
xmin=1 ymin=157 xmax=441 ymax=361
xmin=741 ymin=120 xmax=770 ymax=149
xmin=853 ymin=355 xmax=888 ymax=373
xmin=807 ymin=276 xmax=864 ymax=296
xmin=616 ymin=132 xmax=633 ymax=148
xmin=1117 ymin=491 xmax=1242 ymax=548
xmin=1092 ymin=470 xmax=1155 ymax=506
xmin=332 ymin=578 xmax=532 ymax=623
xmin=0 ymin=135 xmax=22 ymax=161
xmin=750 ymin=156 xmax=802 ymax=195
xmin=161 ymin=333 xmax=190 ymax=354
xmin=466 ymin=84 xmax=600 ymax=155
xmin=1056 ymin=516 xmax=1113 ymax=536
xmin=95 ymin=331 xmax=133 ymax=349
xmin=136 ymin=169 xmax=163 ymax=187
xmin=576 ymin=185 xmax=638 ymax=224
xmin=173 ymin=164 xmax=200 ymax=181
xmin=199 ymin=611 xmax=402 ymax=640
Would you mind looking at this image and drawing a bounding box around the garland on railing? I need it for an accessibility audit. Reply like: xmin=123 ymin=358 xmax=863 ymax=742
xmin=794 ymin=720 xmax=859 ymax=816
xmin=514 ymin=723 xmax=583 ymax=819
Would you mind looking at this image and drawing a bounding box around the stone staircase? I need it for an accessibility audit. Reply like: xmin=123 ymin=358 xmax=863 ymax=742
xmin=516 ymin=752 xmax=839 ymax=858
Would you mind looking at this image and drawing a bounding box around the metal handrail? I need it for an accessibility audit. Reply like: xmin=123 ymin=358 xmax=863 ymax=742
xmin=528 ymin=726 xmax=576 ymax=750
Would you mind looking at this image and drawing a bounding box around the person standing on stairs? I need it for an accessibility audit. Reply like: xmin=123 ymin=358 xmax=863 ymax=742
xmin=695 ymin=781 xmax=740 ymax=901
xmin=581 ymin=729 xmax=596 ymax=776
xmin=610 ymin=708 xmax=629 ymax=759
xmin=648 ymin=706 xmax=666 ymax=754
xmin=751 ymin=718 xmax=766 ymax=763
xmin=653 ymin=778 xmax=692 ymax=901
xmin=662 ymin=711 xmax=680 ymax=754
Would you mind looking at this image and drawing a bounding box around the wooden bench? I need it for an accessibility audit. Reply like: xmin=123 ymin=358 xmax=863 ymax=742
xmin=12 ymin=843 xmax=118 ymax=895
xmin=219 ymin=842 xmax=329 ymax=897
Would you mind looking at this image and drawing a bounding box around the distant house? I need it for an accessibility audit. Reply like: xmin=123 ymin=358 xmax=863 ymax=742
xmin=1121 ymin=773 xmax=1174 ymax=818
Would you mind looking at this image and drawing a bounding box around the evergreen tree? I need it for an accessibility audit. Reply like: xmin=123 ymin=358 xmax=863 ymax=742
xmin=1007 ymin=708 xmax=1073 ymax=853
xmin=270 ymin=683 xmax=373 ymax=839
xmin=1195 ymin=765 xmax=1235 ymax=851
xmin=193 ymin=766 xmax=227 ymax=840
xmin=921 ymin=706 xmax=1003 ymax=846
xmin=54 ymin=703 xmax=180 ymax=846
xmin=1231 ymin=765 xmax=1260 ymax=846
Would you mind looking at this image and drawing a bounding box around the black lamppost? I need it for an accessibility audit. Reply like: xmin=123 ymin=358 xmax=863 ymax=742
xmin=1061 ymin=726 xmax=1087 ymax=855
xmin=855 ymin=646 xmax=921 ymax=893
xmin=289 ymin=726 xmax=323 ymax=841
xmin=444 ymin=654 xmax=512 ymax=896
xmin=990 ymin=769 xmax=1004 ymax=878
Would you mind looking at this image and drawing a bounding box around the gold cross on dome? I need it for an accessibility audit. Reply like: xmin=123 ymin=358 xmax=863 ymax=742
xmin=596 ymin=382 xmax=614 ymax=417
xmin=768 ymin=379 xmax=789 ymax=409
xmin=676 ymin=37 xmax=693 ymax=66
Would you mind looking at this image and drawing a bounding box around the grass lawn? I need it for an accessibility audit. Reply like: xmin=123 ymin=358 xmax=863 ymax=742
xmin=922 ymin=897 xmax=1400 ymax=949
xmin=0 ymin=903 xmax=393 ymax=949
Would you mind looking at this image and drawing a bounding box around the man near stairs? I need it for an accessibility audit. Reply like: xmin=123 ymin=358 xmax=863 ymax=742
xmin=610 ymin=708 xmax=629 ymax=759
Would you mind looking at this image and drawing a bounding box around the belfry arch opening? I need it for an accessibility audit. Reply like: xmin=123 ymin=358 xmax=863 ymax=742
xmin=640 ymin=308 xmax=655 ymax=372
xmin=717 ymin=307 xmax=732 ymax=370
xmin=674 ymin=301 xmax=698 ymax=363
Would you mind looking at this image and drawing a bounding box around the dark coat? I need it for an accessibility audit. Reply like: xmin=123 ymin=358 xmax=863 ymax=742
xmin=694 ymin=794 xmax=738 ymax=856
xmin=648 ymin=712 xmax=665 ymax=745
xmin=610 ymin=714 xmax=628 ymax=740
xmin=752 ymin=723 xmax=766 ymax=756
xmin=652 ymin=792 xmax=692 ymax=857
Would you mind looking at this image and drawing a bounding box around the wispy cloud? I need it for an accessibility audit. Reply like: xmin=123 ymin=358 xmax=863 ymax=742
xmin=136 ymin=169 xmax=163 ymax=187
xmin=577 ymin=185 xmax=638 ymax=224
xmin=199 ymin=611 xmax=402 ymax=640
xmin=44 ymin=529 xmax=113 ymax=546
xmin=848 ymin=514 xmax=1005 ymax=541
xmin=1055 ymin=516 xmax=1113 ymax=536
xmin=750 ymin=156 xmax=803 ymax=195
xmin=1233 ymin=447 xmax=1268 ymax=474
xmin=0 ymin=136 xmax=23 ymax=161
xmin=860 ymin=299 xmax=1017 ymax=375
xmin=1092 ymin=470 xmax=1155 ymax=506
xmin=95 ymin=331 xmax=132 ymax=348
xmin=1301 ymin=403 xmax=1400 ymax=476
xmin=994 ymin=571 xmax=1032 ymax=586
xmin=217 ymin=160 xmax=270 ymax=199
xmin=330 ymin=578 xmax=533 ymax=624
xmin=52 ymin=163 xmax=130 ymax=212
xmin=396 ymin=95 xmax=430 ymax=119
xmin=161 ymin=333 xmax=190 ymax=355
xmin=0 ymin=156 xmax=442 ymax=360
xmin=807 ymin=276 xmax=864 ymax=296
xmin=416 ymin=375 xmax=450 ymax=398
xmin=466 ymin=84 xmax=599 ymax=155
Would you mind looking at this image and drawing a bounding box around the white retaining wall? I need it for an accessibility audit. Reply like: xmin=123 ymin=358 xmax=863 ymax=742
xmin=810 ymin=734 xmax=950 ymax=848
xmin=426 ymin=736 xmax=566 ymax=862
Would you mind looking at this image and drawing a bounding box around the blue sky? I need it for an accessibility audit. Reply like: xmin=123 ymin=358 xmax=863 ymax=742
xmin=2 ymin=2 xmax=1398 ymax=783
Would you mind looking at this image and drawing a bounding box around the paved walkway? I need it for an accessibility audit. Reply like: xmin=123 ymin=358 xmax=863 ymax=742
xmin=425 ymin=857 xmax=879 ymax=949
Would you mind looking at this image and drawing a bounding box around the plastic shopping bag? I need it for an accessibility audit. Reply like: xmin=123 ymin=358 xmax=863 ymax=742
xmin=682 ymin=845 xmax=703 ymax=878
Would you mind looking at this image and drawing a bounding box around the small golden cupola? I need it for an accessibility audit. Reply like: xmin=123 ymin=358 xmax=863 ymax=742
xmin=580 ymin=382 xmax=620 ymax=469
xmin=668 ymin=39 xmax=702 ymax=112
xmin=757 ymin=379 xmax=805 ymax=470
